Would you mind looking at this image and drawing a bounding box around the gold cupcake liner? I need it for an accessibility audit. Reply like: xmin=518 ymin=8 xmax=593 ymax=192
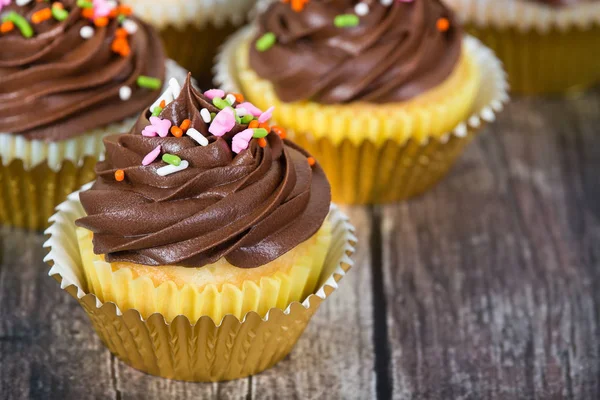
xmin=215 ymin=30 xmax=509 ymax=204
xmin=44 ymin=190 xmax=356 ymax=382
xmin=465 ymin=24 xmax=600 ymax=95
xmin=0 ymin=157 xmax=96 ymax=231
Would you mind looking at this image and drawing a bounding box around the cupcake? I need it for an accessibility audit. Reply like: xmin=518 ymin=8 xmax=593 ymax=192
xmin=444 ymin=0 xmax=600 ymax=94
xmin=44 ymin=76 xmax=356 ymax=381
xmin=121 ymin=0 xmax=257 ymax=87
xmin=215 ymin=0 xmax=508 ymax=204
xmin=0 ymin=0 xmax=187 ymax=230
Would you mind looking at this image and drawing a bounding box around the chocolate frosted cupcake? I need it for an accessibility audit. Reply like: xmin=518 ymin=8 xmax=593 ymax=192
xmin=445 ymin=0 xmax=600 ymax=94
xmin=216 ymin=0 xmax=508 ymax=204
xmin=0 ymin=0 xmax=186 ymax=229
xmin=44 ymin=76 xmax=356 ymax=381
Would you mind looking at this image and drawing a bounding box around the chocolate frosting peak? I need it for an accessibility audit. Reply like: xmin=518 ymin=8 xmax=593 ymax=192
xmin=0 ymin=0 xmax=165 ymax=142
xmin=76 ymin=77 xmax=331 ymax=269
xmin=249 ymin=0 xmax=462 ymax=104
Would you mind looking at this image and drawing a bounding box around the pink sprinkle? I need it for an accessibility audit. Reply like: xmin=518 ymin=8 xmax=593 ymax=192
xmin=258 ymin=106 xmax=275 ymax=123
xmin=0 ymin=0 xmax=11 ymax=12
xmin=142 ymin=126 xmax=158 ymax=137
xmin=232 ymin=129 xmax=254 ymax=154
xmin=204 ymin=89 xmax=225 ymax=100
xmin=142 ymin=145 xmax=161 ymax=166
xmin=149 ymin=116 xmax=172 ymax=138
xmin=209 ymin=108 xmax=236 ymax=137
xmin=93 ymin=0 xmax=114 ymax=18
xmin=237 ymin=102 xmax=262 ymax=117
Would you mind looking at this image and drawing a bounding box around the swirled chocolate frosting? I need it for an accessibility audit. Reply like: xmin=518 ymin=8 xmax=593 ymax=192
xmin=249 ymin=0 xmax=462 ymax=104
xmin=0 ymin=0 xmax=165 ymax=142
xmin=76 ymin=76 xmax=331 ymax=269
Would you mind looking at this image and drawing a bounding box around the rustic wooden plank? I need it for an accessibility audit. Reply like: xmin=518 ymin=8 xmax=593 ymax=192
xmin=0 ymin=229 xmax=116 ymax=400
xmin=381 ymin=89 xmax=600 ymax=399
xmin=250 ymin=207 xmax=376 ymax=400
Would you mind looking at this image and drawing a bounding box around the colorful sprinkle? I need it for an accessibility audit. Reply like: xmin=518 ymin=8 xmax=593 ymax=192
xmin=168 ymin=78 xmax=181 ymax=99
xmin=232 ymin=129 xmax=254 ymax=154
xmin=208 ymin=107 xmax=236 ymax=137
xmin=151 ymin=106 xmax=163 ymax=117
xmin=180 ymin=119 xmax=191 ymax=132
xmin=334 ymin=14 xmax=359 ymax=28
xmin=0 ymin=0 xmax=11 ymax=13
xmin=114 ymin=169 xmax=125 ymax=181
xmin=0 ymin=21 xmax=14 ymax=34
xmin=272 ymin=126 xmax=287 ymax=139
xmin=31 ymin=8 xmax=52 ymax=24
xmin=258 ymin=138 xmax=267 ymax=148
xmin=142 ymin=145 xmax=161 ymax=166
xmin=225 ymin=94 xmax=237 ymax=106
xmin=248 ymin=120 xmax=259 ymax=129
xmin=252 ymin=128 xmax=269 ymax=139
xmin=258 ymin=106 xmax=275 ymax=123
xmin=137 ymin=75 xmax=162 ymax=90
xmin=237 ymin=102 xmax=262 ymax=117
xmin=77 ymin=0 xmax=93 ymax=8
xmin=148 ymin=116 xmax=172 ymax=137
xmin=157 ymin=160 xmax=189 ymax=177
xmin=186 ymin=128 xmax=209 ymax=146
xmin=119 ymin=86 xmax=132 ymax=101
xmin=2 ymin=11 xmax=33 ymax=38
xmin=233 ymin=93 xmax=245 ymax=103
xmin=170 ymin=126 xmax=183 ymax=138
xmin=235 ymin=107 xmax=249 ymax=117
xmin=283 ymin=0 xmax=310 ymax=12
xmin=380 ymin=0 xmax=393 ymax=5
xmin=240 ymin=114 xmax=254 ymax=124
xmin=200 ymin=108 xmax=212 ymax=123
xmin=204 ymin=89 xmax=225 ymax=100
xmin=122 ymin=19 xmax=137 ymax=34
xmin=79 ymin=25 xmax=94 ymax=39
xmin=354 ymin=2 xmax=369 ymax=16
xmin=51 ymin=4 xmax=69 ymax=21
xmin=307 ymin=157 xmax=316 ymax=166
xmin=15 ymin=0 xmax=33 ymax=6
xmin=162 ymin=153 xmax=181 ymax=166
xmin=212 ymin=97 xmax=229 ymax=110
xmin=437 ymin=17 xmax=450 ymax=32
xmin=255 ymin=32 xmax=276 ymax=52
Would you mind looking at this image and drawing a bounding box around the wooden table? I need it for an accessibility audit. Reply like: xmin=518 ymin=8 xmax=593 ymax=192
xmin=1 ymin=89 xmax=599 ymax=400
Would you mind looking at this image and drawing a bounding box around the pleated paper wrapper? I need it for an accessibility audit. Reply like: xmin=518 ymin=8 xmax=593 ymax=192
xmin=445 ymin=0 xmax=600 ymax=94
xmin=215 ymin=28 xmax=509 ymax=205
xmin=122 ymin=0 xmax=256 ymax=86
xmin=0 ymin=60 xmax=187 ymax=231
xmin=44 ymin=190 xmax=356 ymax=382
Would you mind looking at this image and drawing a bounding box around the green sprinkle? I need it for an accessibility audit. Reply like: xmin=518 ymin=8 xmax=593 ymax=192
xmin=241 ymin=115 xmax=254 ymax=124
xmin=234 ymin=112 xmax=242 ymax=124
xmin=212 ymin=97 xmax=229 ymax=110
xmin=136 ymin=75 xmax=162 ymax=90
xmin=117 ymin=14 xmax=127 ymax=23
xmin=210 ymin=112 xmax=216 ymax=120
xmin=255 ymin=32 xmax=276 ymax=52
xmin=151 ymin=106 xmax=163 ymax=117
xmin=162 ymin=154 xmax=181 ymax=167
xmin=77 ymin=0 xmax=94 ymax=8
xmin=52 ymin=6 xmax=69 ymax=21
xmin=252 ymin=128 xmax=269 ymax=139
xmin=2 ymin=12 xmax=33 ymax=38
xmin=334 ymin=14 xmax=360 ymax=28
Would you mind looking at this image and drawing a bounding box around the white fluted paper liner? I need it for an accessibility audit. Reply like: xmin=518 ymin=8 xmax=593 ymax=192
xmin=122 ymin=0 xmax=257 ymax=30
xmin=445 ymin=0 xmax=600 ymax=32
xmin=44 ymin=185 xmax=356 ymax=325
xmin=215 ymin=27 xmax=509 ymax=147
xmin=0 ymin=59 xmax=189 ymax=172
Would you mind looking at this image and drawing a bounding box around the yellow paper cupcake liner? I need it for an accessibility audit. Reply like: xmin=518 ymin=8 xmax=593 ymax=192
xmin=75 ymin=219 xmax=332 ymax=323
xmin=44 ymin=189 xmax=356 ymax=382
xmin=215 ymin=28 xmax=508 ymax=204
xmin=0 ymin=157 xmax=96 ymax=230
xmin=465 ymin=24 xmax=600 ymax=95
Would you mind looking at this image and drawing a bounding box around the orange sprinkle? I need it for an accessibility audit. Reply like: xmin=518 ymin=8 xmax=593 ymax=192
xmin=171 ymin=126 xmax=183 ymax=138
xmin=283 ymin=0 xmax=310 ymax=12
xmin=180 ymin=119 xmax=191 ymax=132
xmin=32 ymin=8 xmax=52 ymax=24
xmin=249 ymin=120 xmax=259 ymax=129
xmin=115 ymin=28 xmax=128 ymax=38
xmin=307 ymin=157 xmax=316 ymax=167
xmin=436 ymin=18 xmax=450 ymax=32
xmin=233 ymin=93 xmax=245 ymax=103
xmin=258 ymin=122 xmax=270 ymax=131
xmin=109 ymin=8 xmax=118 ymax=18
xmin=160 ymin=100 xmax=166 ymax=109
xmin=272 ymin=126 xmax=287 ymax=139
xmin=111 ymin=37 xmax=127 ymax=52
xmin=118 ymin=5 xmax=133 ymax=16
xmin=115 ymin=170 xmax=125 ymax=182
xmin=52 ymin=2 xmax=64 ymax=9
xmin=81 ymin=8 xmax=94 ymax=19
xmin=94 ymin=17 xmax=109 ymax=27
xmin=258 ymin=138 xmax=267 ymax=148
xmin=0 ymin=21 xmax=14 ymax=34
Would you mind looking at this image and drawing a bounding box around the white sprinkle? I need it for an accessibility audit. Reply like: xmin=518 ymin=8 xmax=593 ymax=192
xmin=225 ymin=94 xmax=237 ymax=105
xmin=106 ymin=0 xmax=118 ymax=10
xmin=122 ymin=19 xmax=138 ymax=35
xmin=236 ymin=107 xmax=248 ymax=117
xmin=150 ymin=87 xmax=173 ymax=112
xmin=354 ymin=3 xmax=369 ymax=16
xmin=168 ymin=78 xmax=181 ymax=99
xmin=157 ymin=160 xmax=189 ymax=177
xmin=80 ymin=26 xmax=95 ymax=40
xmin=200 ymin=108 xmax=212 ymax=123
xmin=380 ymin=0 xmax=393 ymax=5
xmin=119 ymin=86 xmax=132 ymax=101
xmin=186 ymin=128 xmax=209 ymax=147
xmin=15 ymin=0 xmax=33 ymax=5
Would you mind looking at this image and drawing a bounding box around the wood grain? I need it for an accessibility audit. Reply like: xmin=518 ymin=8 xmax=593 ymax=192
xmin=0 ymin=90 xmax=598 ymax=400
